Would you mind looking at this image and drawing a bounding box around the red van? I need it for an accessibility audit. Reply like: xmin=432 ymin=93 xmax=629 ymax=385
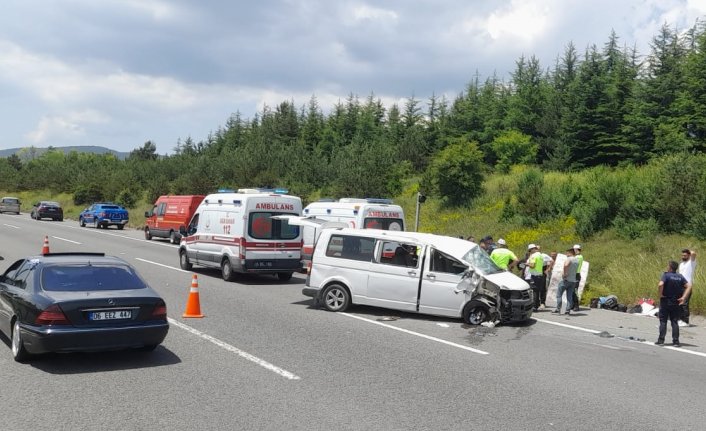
xmin=144 ymin=195 xmax=205 ymax=244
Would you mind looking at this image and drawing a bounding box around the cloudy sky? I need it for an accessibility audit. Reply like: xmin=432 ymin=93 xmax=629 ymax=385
xmin=1 ymin=0 xmax=705 ymax=155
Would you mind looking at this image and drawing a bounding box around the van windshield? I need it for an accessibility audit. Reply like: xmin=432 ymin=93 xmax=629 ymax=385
xmin=249 ymin=212 xmax=300 ymax=240
xmin=462 ymin=246 xmax=503 ymax=275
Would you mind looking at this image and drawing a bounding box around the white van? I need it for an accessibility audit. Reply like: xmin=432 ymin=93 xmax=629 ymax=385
xmin=300 ymin=198 xmax=405 ymax=265
xmin=303 ymin=228 xmax=533 ymax=325
xmin=178 ymin=189 xmax=303 ymax=281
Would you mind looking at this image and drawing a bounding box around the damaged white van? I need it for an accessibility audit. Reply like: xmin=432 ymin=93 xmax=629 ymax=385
xmin=303 ymin=228 xmax=533 ymax=325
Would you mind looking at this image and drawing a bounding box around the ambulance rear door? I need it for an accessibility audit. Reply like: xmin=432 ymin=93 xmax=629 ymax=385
xmin=244 ymin=195 xmax=302 ymax=272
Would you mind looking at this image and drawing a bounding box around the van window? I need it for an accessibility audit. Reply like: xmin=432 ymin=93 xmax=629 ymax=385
xmin=430 ymin=249 xmax=466 ymax=274
xmin=379 ymin=241 xmax=418 ymax=267
xmin=325 ymin=235 xmax=375 ymax=262
xmin=249 ymin=212 xmax=299 ymax=240
xmin=156 ymin=202 xmax=166 ymax=216
xmin=363 ymin=218 xmax=404 ymax=231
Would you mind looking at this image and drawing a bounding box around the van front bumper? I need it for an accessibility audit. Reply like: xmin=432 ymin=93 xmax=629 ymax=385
xmin=499 ymin=296 xmax=534 ymax=323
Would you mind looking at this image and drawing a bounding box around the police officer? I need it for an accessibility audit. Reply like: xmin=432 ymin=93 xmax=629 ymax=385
xmin=656 ymin=260 xmax=692 ymax=347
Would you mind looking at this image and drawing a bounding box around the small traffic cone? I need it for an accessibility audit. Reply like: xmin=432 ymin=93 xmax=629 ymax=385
xmin=41 ymin=236 xmax=50 ymax=254
xmin=182 ymin=274 xmax=204 ymax=318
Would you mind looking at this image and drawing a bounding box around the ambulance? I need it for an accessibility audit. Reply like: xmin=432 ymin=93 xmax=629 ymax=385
xmin=178 ymin=189 xmax=303 ymax=281
xmin=144 ymin=195 xmax=205 ymax=244
xmin=298 ymin=198 xmax=406 ymax=265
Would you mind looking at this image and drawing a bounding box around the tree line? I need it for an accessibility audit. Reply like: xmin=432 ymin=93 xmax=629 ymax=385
xmin=1 ymin=22 xmax=706 ymax=237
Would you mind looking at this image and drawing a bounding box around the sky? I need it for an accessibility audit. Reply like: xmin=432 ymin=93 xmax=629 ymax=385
xmin=1 ymin=0 xmax=706 ymax=155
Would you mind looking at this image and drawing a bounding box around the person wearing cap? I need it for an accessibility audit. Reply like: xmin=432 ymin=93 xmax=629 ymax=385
xmin=526 ymin=244 xmax=545 ymax=311
xmin=572 ymin=244 xmax=583 ymax=311
xmin=479 ymin=235 xmax=496 ymax=255
xmin=489 ymin=238 xmax=517 ymax=270
xmin=553 ymin=247 xmax=579 ymax=314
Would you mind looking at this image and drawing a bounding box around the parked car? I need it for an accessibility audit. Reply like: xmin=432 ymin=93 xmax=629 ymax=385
xmin=145 ymin=195 xmax=204 ymax=244
xmin=0 ymin=197 xmax=21 ymax=214
xmin=0 ymin=252 xmax=169 ymax=362
xmin=79 ymin=202 xmax=129 ymax=229
xmin=31 ymin=201 xmax=64 ymax=221
xmin=301 ymin=228 xmax=534 ymax=325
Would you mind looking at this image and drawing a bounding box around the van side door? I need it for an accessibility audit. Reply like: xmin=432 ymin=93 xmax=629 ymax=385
xmin=418 ymin=248 xmax=468 ymax=317
xmin=366 ymin=240 xmax=422 ymax=312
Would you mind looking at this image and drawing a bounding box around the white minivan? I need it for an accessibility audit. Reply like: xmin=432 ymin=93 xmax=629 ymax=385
xmin=303 ymin=228 xmax=533 ymax=325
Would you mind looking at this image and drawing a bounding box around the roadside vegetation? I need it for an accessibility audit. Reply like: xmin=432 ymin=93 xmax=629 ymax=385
xmin=2 ymin=22 xmax=706 ymax=313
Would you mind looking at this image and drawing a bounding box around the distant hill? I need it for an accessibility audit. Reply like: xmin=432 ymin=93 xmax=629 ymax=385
xmin=0 ymin=146 xmax=130 ymax=160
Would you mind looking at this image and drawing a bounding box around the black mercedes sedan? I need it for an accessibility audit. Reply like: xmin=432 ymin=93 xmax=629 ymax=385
xmin=0 ymin=252 xmax=169 ymax=362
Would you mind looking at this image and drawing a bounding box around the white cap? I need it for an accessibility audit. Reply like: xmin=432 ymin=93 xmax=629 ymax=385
xmin=527 ymin=243 xmax=537 ymax=250
xmin=573 ymin=244 xmax=582 ymax=250
xmin=497 ymin=238 xmax=506 ymax=246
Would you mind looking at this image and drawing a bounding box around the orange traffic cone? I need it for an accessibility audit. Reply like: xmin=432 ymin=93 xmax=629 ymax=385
xmin=41 ymin=236 xmax=50 ymax=254
xmin=182 ymin=274 xmax=204 ymax=318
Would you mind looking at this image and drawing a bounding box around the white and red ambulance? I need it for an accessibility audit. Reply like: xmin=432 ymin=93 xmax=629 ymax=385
xmin=178 ymin=189 xmax=303 ymax=281
xmin=298 ymin=198 xmax=406 ymax=265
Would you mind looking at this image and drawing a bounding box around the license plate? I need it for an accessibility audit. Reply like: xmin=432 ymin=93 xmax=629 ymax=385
xmin=89 ymin=310 xmax=132 ymax=320
xmin=253 ymin=261 xmax=274 ymax=268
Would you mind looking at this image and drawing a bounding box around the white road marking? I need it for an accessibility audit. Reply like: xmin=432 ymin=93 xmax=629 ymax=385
xmin=167 ymin=317 xmax=301 ymax=380
xmin=341 ymin=313 xmax=489 ymax=355
xmin=537 ymin=318 xmax=706 ymax=358
xmin=51 ymin=235 xmax=82 ymax=244
xmin=436 ymin=323 xmax=450 ymax=328
xmin=135 ymin=257 xmax=190 ymax=273
xmin=2 ymin=223 xmax=20 ymax=229
xmin=534 ymin=318 xmax=602 ymax=334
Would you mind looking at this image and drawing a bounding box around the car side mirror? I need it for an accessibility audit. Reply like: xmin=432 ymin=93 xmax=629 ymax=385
xmin=462 ymin=269 xmax=475 ymax=279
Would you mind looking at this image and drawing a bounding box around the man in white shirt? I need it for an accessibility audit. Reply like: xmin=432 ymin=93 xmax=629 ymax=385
xmin=678 ymin=249 xmax=696 ymax=325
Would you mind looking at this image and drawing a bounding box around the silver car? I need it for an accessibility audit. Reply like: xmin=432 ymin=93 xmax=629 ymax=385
xmin=0 ymin=197 xmax=21 ymax=214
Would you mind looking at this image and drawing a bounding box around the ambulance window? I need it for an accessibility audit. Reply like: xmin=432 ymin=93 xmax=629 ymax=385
xmin=249 ymin=212 xmax=299 ymax=240
xmin=156 ymin=203 xmax=167 ymax=216
xmin=363 ymin=218 xmax=405 ymax=231
xmin=187 ymin=214 xmax=199 ymax=235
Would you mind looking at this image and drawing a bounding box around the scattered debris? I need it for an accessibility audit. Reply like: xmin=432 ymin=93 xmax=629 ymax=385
xmin=377 ymin=316 xmax=399 ymax=322
xmin=436 ymin=323 xmax=450 ymax=328
xmin=596 ymin=331 xmax=614 ymax=338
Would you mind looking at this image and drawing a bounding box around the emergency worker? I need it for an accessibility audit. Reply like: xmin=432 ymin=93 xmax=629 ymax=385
xmin=490 ymin=238 xmax=517 ymax=270
xmin=527 ymin=244 xmax=545 ymax=311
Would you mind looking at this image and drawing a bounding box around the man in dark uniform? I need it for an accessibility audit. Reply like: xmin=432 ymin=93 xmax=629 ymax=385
xmin=656 ymin=261 xmax=692 ymax=347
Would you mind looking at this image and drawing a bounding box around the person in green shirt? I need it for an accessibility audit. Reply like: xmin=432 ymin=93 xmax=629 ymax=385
xmin=490 ymin=238 xmax=517 ymax=270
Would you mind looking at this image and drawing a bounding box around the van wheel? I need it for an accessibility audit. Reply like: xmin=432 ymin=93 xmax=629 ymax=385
xmin=463 ymin=303 xmax=490 ymax=325
xmin=277 ymin=272 xmax=293 ymax=281
xmin=145 ymin=228 xmax=152 ymax=240
xmin=322 ymin=283 xmax=350 ymax=312
xmin=11 ymin=320 xmax=30 ymax=362
xmin=179 ymin=249 xmax=193 ymax=270
xmin=169 ymin=231 xmax=179 ymax=244
xmin=221 ymin=258 xmax=236 ymax=282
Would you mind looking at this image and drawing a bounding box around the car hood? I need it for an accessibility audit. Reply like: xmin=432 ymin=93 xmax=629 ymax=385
xmin=484 ymin=271 xmax=530 ymax=291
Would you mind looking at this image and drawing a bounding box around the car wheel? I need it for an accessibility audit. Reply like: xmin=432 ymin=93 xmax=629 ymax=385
xmin=80 ymin=217 xmax=86 ymax=227
xmin=277 ymin=272 xmax=293 ymax=281
xmin=169 ymin=231 xmax=179 ymax=244
xmin=117 ymin=224 xmax=125 ymax=230
xmin=322 ymin=283 xmax=351 ymax=312
xmin=179 ymin=249 xmax=193 ymax=270
xmin=93 ymin=219 xmax=100 ymax=229
xmin=11 ymin=320 xmax=30 ymax=362
xmin=221 ymin=258 xmax=236 ymax=282
xmin=58 ymin=217 xmax=63 ymax=222
xmin=145 ymin=228 xmax=152 ymax=240
xmin=464 ymin=303 xmax=490 ymax=325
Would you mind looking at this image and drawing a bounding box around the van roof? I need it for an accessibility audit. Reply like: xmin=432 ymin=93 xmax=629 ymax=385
xmin=323 ymin=228 xmax=475 ymax=260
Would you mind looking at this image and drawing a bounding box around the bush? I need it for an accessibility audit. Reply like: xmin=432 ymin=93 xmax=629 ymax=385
xmin=73 ymin=185 xmax=104 ymax=205
xmin=491 ymin=130 xmax=537 ymax=173
xmin=426 ymin=138 xmax=485 ymax=207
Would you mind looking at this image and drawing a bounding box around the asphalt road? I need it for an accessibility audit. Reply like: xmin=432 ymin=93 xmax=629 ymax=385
xmin=1 ymin=213 xmax=705 ymax=431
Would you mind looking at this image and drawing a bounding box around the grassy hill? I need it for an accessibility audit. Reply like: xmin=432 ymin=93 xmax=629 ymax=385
xmin=0 ymin=146 xmax=129 ymax=160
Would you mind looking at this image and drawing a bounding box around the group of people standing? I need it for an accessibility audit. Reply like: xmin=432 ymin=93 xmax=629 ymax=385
xmin=474 ymin=235 xmax=583 ymax=313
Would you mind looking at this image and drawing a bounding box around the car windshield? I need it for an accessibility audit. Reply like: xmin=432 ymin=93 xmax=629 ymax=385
xmin=462 ymin=245 xmax=504 ymax=275
xmin=41 ymin=264 xmax=148 ymax=291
